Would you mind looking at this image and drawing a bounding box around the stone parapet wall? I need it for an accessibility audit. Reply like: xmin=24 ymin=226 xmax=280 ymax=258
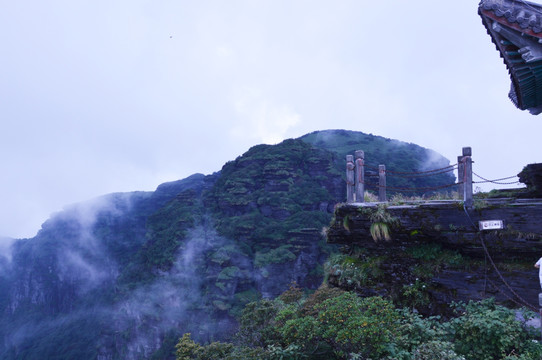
xmin=326 ymin=199 xmax=542 ymax=312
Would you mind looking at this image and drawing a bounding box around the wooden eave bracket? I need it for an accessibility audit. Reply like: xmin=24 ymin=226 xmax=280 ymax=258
xmin=480 ymin=8 xmax=542 ymax=114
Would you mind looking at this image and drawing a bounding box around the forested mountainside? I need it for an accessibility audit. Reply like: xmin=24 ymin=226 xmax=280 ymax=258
xmin=300 ymin=130 xmax=454 ymax=194
xmin=0 ymin=130 xmax=455 ymax=359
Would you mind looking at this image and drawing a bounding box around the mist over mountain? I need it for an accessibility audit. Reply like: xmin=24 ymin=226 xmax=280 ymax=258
xmin=0 ymin=130 xmax=454 ymax=359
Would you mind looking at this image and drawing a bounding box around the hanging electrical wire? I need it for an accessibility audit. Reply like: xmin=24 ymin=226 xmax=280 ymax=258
xmin=462 ymin=204 xmax=538 ymax=311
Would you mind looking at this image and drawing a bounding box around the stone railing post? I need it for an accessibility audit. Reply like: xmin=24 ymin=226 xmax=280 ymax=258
xmin=346 ymin=155 xmax=355 ymax=203
xmin=457 ymin=155 xmax=465 ymax=199
xmin=379 ymin=165 xmax=387 ymax=202
xmin=462 ymin=147 xmax=473 ymax=208
xmin=355 ymin=150 xmax=365 ymax=203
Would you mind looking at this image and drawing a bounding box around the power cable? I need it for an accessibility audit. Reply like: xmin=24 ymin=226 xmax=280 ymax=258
xmin=462 ymin=204 xmax=538 ymax=311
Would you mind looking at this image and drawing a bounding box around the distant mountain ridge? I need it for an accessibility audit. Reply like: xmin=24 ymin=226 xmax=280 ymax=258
xmin=301 ymin=129 xmax=455 ymax=194
xmin=0 ymin=130 xmax=454 ymax=359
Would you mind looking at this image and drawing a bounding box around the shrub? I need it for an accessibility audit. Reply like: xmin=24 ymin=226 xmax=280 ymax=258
xmin=175 ymin=333 xmax=201 ymax=360
xmin=449 ymin=299 xmax=539 ymax=360
xmin=176 ymin=332 xmax=270 ymax=360
xmin=300 ymin=284 xmax=345 ymax=316
xmin=254 ymin=245 xmax=296 ymax=268
xmin=413 ymin=340 xmax=465 ymax=360
xmin=279 ymin=282 xmax=303 ymax=304
xmin=401 ymin=279 xmax=430 ymax=309
xmin=315 ymin=294 xmax=399 ymax=358
xmin=392 ymin=308 xmax=447 ymax=354
xmin=237 ymin=299 xmax=283 ymax=347
xmin=324 ymin=253 xmax=384 ymax=288
xmin=267 ymin=344 xmax=308 ymax=360
xmin=361 ymin=204 xmax=398 ymax=241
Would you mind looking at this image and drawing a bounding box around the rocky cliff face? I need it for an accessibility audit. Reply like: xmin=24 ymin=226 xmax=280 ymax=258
xmin=0 ymin=176 xmax=209 ymax=360
xmin=0 ymin=130 xmax=455 ymax=359
xmin=519 ymin=163 xmax=542 ymax=198
xmin=326 ymin=199 xmax=542 ymax=315
xmin=0 ymin=140 xmax=340 ymax=360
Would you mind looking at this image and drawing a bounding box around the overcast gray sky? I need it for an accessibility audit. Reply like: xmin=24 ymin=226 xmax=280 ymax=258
xmin=1 ymin=1 xmax=540 ymax=239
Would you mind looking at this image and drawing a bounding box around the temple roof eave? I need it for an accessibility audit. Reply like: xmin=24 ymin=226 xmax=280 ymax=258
xmin=479 ymin=0 xmax=542 ymax=114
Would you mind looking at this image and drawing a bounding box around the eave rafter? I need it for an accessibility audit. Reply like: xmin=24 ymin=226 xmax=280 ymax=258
xmin=479 ymin=0 xmax=542 ymax=114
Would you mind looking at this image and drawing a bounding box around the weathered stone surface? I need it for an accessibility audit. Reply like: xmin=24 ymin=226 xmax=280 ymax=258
xmin=518 ymin=163 xmax=542 ymax=198
xmin=327 ymin=199 xmax=542 ymax=314
xmin=255 ymin=229 xmax=328 ymax=298
xmin=328 ymin=199 xmax=542 ymax=257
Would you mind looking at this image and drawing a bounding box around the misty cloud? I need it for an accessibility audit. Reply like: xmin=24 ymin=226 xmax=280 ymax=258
xmin=422 ymin=148 xmax=453 ymax=172
xmin=3 ymin=307 xmax=113 ymax=359
xmin=57 ymin=250 xmax=115 ymax=294
xmin=110 ymin=223 xmax=241 ymax=358
xmin=0 ymin=237 xmax=14 ymax=263
xmin=232 ymin=88 xmax=301 ymax=144
xmin=1 ymin=0 xmax=539 ymax=240
xmin=63 ymin=192 xmax=136 ymax=230
xmin=48 ymin=193 xmax=143 ymax=292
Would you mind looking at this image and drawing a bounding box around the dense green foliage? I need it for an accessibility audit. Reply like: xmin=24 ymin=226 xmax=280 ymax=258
xmin=325 ymin=253 xmax=385 ymax=289
xmin=119 ymin=188 xmax=204 ymax=286
xmin=0 ymin=130 xmax=464 ymax=359
xmin=448 ymin=299 xmax=541 ymax=360
xmin=176 ymin=287 xmax=542 ymax=360
xmin=324 ymin=240 xmax=473 ymax=315
xmin=207 ymin=138 xmax=341 ymax=243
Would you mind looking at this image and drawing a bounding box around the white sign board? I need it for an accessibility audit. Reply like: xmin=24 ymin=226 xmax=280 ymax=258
xmin=479 ymin=220 xmax=504 ymax=231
